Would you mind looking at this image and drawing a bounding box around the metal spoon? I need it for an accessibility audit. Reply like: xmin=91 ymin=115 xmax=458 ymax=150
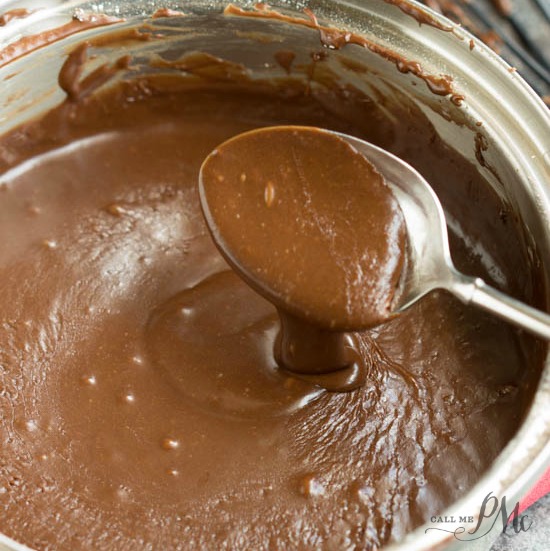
xmin=334 ymin=131 xmax=550 ymax=340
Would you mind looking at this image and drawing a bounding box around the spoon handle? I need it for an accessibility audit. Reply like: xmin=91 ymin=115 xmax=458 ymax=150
xmin=450 ymin=273 xmax=550 ymax=340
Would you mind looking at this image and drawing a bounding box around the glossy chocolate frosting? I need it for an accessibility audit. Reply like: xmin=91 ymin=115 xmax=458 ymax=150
xmin=0 ymin=13 xmax=544 ymax=551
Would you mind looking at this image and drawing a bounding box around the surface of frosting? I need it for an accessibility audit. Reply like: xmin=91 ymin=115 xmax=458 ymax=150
xmin=0 ymin=9 xmax=544 ymax=550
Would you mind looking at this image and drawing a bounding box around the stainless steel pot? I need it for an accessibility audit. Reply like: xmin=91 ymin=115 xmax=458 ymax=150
xmin=0 ymin=1 xmax=548 ymax=550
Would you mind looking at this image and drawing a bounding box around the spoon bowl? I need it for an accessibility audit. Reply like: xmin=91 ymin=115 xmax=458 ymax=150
xmin=199 ymin=125 xmax=406 ymax=331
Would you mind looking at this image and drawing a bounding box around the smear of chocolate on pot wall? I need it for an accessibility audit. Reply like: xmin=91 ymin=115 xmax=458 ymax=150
xmin=383 ymin=0 xmax=455 ymax=33
xmin=0 ymin=8 xmax=34 ymax=26
xmin=274 ymin=50 xmax=296 ymax=73
xmin=151 ymin=8 xmax=185 ymax=19
xmin=59 ymin=43 xmax=130 ymax=102
xmin=0 ymin=10 xmax=123 ymax=68
xmin=224 ymin=3 xmax=465 ymax=106
xmin=474 ymin=132 xmax=489 ymax=168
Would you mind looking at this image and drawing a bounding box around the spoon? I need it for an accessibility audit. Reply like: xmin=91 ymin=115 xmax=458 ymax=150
xmin=199 ymin=126 xmax=550 ymax=341
xmin=336 ymin=131 xmax=550 ymax=340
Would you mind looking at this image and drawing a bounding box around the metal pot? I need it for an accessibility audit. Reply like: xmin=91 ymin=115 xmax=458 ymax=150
xmin=0 ymin=1 xmax=548 ymax=550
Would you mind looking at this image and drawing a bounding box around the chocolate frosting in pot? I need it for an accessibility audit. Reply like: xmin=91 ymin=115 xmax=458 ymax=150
xmin=0 ymin=15 xmax=544 ymax=551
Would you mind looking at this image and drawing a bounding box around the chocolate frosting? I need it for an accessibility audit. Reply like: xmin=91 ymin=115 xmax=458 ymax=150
xmin=0 ymin=12 xmax=543 ymax=551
